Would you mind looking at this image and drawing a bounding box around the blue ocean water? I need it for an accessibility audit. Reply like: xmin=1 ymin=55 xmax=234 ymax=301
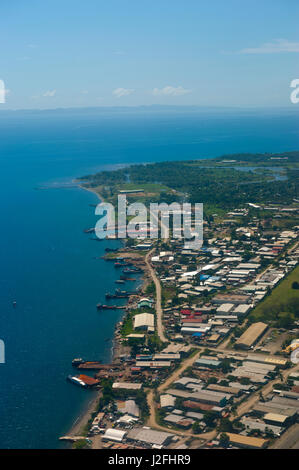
xmin=0 ymin=107 xmax=298 ymax=448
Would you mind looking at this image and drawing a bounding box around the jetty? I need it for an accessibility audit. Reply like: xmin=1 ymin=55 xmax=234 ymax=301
xmin=96 ymin=304 xmax=126 ymax=310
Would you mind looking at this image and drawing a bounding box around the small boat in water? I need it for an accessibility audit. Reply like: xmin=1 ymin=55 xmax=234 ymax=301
xmin=122 ymin=267 xmax=142 ymax=274
xmin=120 ymin=276 xmax=136 ymax=281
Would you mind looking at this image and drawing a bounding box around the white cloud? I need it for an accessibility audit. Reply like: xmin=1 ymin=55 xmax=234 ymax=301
xmin=240 ymin=39 xmax=299 ymax=54
xmin=152 ymin=85 xmax=191 ymax=96
xmin=81 ymin=90 xmax=89 ymax=94
xmin=112 ymin=87 xmax=134 ymax=98
xmin=43 ymin=89 xmax=56 ymax=97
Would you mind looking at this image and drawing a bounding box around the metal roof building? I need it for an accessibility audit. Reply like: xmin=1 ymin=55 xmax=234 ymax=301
xmin=112 ymin=382 xmax=142 ymax=390
xmin=216 ymin=303 xmax=235 ymax=314
xmin=160 ymin=394 xmax=176 ymax=409
xmin=240 ymin=418 xmax=282 ymax=436
xmin=226 ymin=432 xmax=267 ymax=449
xmin=127 ymin=428 xmax=174 ymax=447
xmin=236 ymin=322 xmax=268 ymax=349
xmin=195 ymin=358 xmax=221 ymax=369
xmin=103 ymin=429 xmax=127 ymax=442
xmin=134 ymin=313 xmax=154 ymax=331
xmin=167 ymin=388 xmax=229 ymax=406
xmin=118 ymin=399 xmax=140 ymax=417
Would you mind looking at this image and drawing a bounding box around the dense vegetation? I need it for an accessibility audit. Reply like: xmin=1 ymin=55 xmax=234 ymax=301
xmin=79 ymin=151 xmax=299 ymax=210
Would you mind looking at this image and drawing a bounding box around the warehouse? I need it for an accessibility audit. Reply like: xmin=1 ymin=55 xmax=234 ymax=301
xmin=225 ymin=433 xmax=267 ymax=449
xmin=135 ymin=361 xmax=172 ymax=368
xmin=246 ymin=354 xmax=288 ymax=368
xmin=272 ymin=396 xmax=299 ymax=409
xmin=263 ymin=412 xmax=290 ymax=426
xmin=212 ymin=294 xmax=251 ymax=304
xmin=233 ymin=304 xmax=251 ymax=316
xmin=181 ymin=326 xmax=210 ymax=335
xmin=252 ymin=402 xmax=298 ymax=419
xmin=235 ymin=322 xmax=268 ymax=349
xmin=174 ymin=377 xmax=202 ymax=389
xmin=230 ymin=368 xmax=267 ymax=384
xmin=167 ymin=388 xmax=229 ymax=406
xmin=133 ymin=313 xmax=154 ymax=331
xmin=207 ymin=384 xmax=240 ymax=396
xmin=160 ymin=394 xmax=176 ymax=409
xmin=153 ymin=353 xmax=180 ymax=361
xmin=112 ymin=382 xmax=142 ymax=390
xmin=195 ymin=358 xmax=221 ymax=369
xmin=242 ymin=361 xmax=276 ymax=373
xmin=103 ymin=429 xmax=127 ymax=442
xmin=215 ymin=315 xmax=238 ymax=322
xmin=186 ymin=411 xmax=204 ymax=421
xmin=126 ymin=428 xmax=174 ymax=447
xmin=117 ymin=400 xmax=140 ymax=418
xmin=240 ymin=418 xmax=282 ymax=436
xmin=216 ymin=303 xmax=234 ymax=314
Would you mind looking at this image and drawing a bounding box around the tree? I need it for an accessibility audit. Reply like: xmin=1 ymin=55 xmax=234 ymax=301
xmin=292 ymin=281 xmax=299 ymax=290
xmin=203 ymin=411 xmax=218 ymax=427
xmin=207 ymin=376 xmax=218 ymax=385
xmin=219 ymin=433 xmax=230 ymax=448
xmin=192 ymin=421 xmax=202 ymax=434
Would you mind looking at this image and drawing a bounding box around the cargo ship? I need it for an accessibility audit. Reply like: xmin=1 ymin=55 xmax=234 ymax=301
xmin=67 ymin=374 xmax=100 ymax=388
xmin=105 ymin=293 xmax=130 ymax=299
xmin=67 ymin=375 xmax=87 ymax=387
xmin=116 ymin=288 xmax=138 ymax=295
xmin=96 ymin=304 xmax=126 ymax=310
xmin=73 ymin=360 xmax=102 ymax=370
xmin=122 ymin=267 xmax=142 ymax=274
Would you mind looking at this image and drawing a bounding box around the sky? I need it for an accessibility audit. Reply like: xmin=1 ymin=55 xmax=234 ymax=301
xmin=1 ymin=0 xmax=299 ymax=109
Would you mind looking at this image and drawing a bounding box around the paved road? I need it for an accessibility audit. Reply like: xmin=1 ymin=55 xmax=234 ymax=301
xmin=145 ymin=249 xmax=167 ymax=343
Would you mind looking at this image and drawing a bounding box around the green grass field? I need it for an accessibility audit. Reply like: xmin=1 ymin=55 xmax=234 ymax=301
xmin=118 ymin=182 xmax=171 ymax=193
xmin=249 ymin=264 xmax=299 ymax=327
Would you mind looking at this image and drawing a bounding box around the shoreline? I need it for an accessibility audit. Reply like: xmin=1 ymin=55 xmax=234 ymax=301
xmin=65 ymin=391 xmax=100 ymax=442
xmin=64 ymin=182 xmax=148 ymax=443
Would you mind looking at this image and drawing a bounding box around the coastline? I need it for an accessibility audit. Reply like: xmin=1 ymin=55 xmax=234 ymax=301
xmin=65 ymin=181 xmax=148 ymax=443
xmin=64 ymin=391 xmax=100 ymax=442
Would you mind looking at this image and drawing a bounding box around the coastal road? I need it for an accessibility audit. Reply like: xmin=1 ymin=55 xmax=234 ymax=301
xmin=145 ymin=249 xmax=167 ymax=343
